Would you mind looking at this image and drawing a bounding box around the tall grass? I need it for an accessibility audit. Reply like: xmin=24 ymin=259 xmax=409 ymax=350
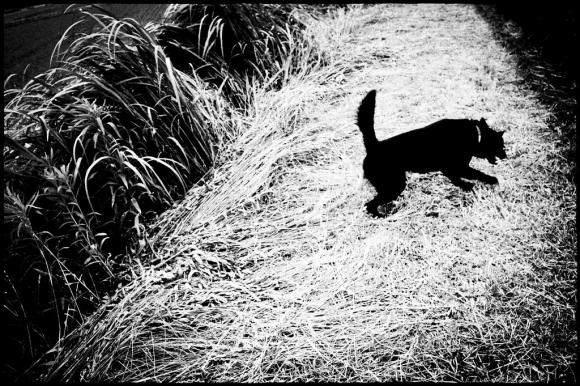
xmin=3 ymin=4 xmax=326 ymax=379
xmin=3 ymin=13 xmax=231 ymax=376
xmin=153 ymin=4 xmax=329 ymax=105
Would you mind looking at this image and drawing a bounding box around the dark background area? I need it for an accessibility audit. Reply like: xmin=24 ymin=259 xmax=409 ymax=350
xmin=4 ymin=4 xmax=169 ymax=83
xmin=476 ymin=3 xmax=576 ymax=178
xmin=476 ymin=4 xmax=576 ymax=116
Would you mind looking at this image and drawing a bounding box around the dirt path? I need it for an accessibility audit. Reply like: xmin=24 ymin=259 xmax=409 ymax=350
xmin=42 ymin=4 xmax=575 ymax=382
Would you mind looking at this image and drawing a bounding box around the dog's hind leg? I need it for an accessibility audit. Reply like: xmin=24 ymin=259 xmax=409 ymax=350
xmin=365 ymin=171 xmax=406 ymax=217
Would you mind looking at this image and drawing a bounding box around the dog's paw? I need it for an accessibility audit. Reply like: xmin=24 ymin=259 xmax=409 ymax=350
xmin=366 ymin=208 xmax=385 ymax=218
xmin=459 ymin=181 xmax=474 ymax=191
xmin=381 ymin=202 xmax=398 ymax=216
xmin=369 ymin=203 xmax=397 ymax=218
xmin=487 ymin=176 xmax=499 ymax=184
xmin=365 ymin=203 xmax=380 ymax=217
xmin=366 ymin=203 xmax=388 ymax=218
xmin=368 ymin=212 xmax=386 ymax=219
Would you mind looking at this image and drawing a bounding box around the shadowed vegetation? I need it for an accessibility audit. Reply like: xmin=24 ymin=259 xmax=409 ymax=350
xmin=2 ymin=4 xmax=328 ymax=380
xmin=153 ymin=4 xmax=323 ymax=104
xmin=475 ymin=4 xmax=576 ymax=172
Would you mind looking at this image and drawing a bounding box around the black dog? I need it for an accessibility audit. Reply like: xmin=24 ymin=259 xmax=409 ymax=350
xmin=356 ymin=90 xmax=507 ymax=217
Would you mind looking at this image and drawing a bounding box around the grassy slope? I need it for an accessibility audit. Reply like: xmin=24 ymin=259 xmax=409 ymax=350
xmin=38 ymin=4 xmax=575 ymax=382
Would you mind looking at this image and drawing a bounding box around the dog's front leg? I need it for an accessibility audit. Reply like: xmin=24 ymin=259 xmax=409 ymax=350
xmin=442 ymin=170 xmax=474 ymax=191
xmin=461 ymin=166 xmax=498 ymax=184
xmin=365 ymin=195 xmax=387 ymax=217
xmin=365 ymin=193 xmax=399 ymax=218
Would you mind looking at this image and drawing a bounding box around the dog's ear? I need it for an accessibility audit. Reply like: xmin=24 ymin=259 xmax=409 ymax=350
xmin=479 ymin=117 xmax=487 ymax=124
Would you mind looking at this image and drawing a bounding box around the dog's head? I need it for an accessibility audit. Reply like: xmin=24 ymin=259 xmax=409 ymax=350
xmin=477 ymin=118 xmax=507 ymax=165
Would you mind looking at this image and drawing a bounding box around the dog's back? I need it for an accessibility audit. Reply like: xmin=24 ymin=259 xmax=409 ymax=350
xmin=375 ymin=119 xmax=477 ymax=172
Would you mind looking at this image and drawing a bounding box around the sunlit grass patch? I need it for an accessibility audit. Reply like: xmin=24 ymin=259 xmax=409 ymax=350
xmin=152 ymin=4 xmax=331 ymax=105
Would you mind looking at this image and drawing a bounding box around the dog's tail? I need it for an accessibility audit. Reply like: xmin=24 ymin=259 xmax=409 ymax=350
xmin=356 ymin=90 xmax=378 ymax=151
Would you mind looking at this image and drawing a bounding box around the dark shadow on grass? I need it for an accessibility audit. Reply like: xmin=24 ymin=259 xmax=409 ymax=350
xmin=474 ymin=4 xmax=576 ymax=181
xmin=475 ymin=5 xmax=577 ymax=382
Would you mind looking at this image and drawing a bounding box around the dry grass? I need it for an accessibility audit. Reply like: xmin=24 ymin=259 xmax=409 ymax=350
xmin=32 ymin=4 xmax=575 ymax=382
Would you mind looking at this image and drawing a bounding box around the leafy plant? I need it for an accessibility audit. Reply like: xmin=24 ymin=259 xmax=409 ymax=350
xmin=3 ymin=10 xmax=233 ymax=377
xmin=153 ymin=4 xmax=326 ymax=104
